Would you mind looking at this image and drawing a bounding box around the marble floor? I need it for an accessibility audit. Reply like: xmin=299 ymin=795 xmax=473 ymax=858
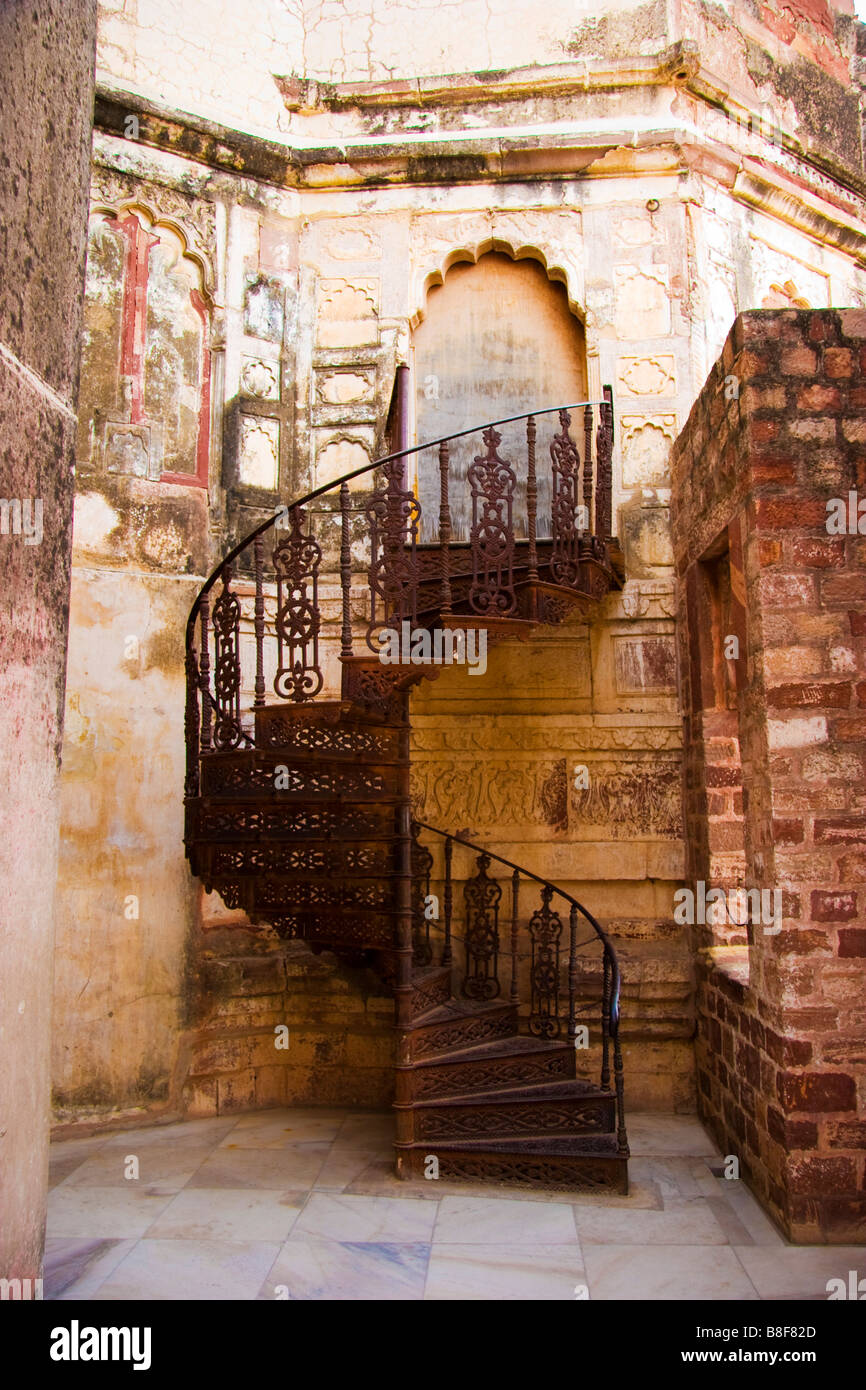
xmin=45 ymin=1110 xmax=862 ymax=1301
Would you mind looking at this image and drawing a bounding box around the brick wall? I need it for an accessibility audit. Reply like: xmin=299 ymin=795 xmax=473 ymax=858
xmin=671 ymin=309 xmax=866 ymax=1243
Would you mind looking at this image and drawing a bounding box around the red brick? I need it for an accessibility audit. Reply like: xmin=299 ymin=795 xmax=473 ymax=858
xmin=824 ymin=347 xmax=855 ymax=378
xmin=754 ymin=497 xmax=828 ymax=530
xmin=777 ymin=1071 xmax=857 ymax=1111
xmin=767 ymin=1107 xmax=818 ymax=1148
xmin=822 ymin=574 xmax=866 ymax=603
xmin=773 ymin=817 xmax=804 ymax=843
xmin=764 ymin=1029 xmax=813 ymax=1067
xmin=797 ymin=384 xmax=842 ymax=412
xmin=749 ymin=456 xmax=796 ymax=487
xmin=781 ymin=347 xmax=818 ymax=375
xmin=811 ymin=890 xmax=858 ymax=921
xmin=751 ymin=418 xmax=780 ymax=443
xmin=816 ymin=1197 xmax=866 ymax=1238
xmin=788 ymin=1156 xmax=857 ymax=1194
xmin=766 ymin=682 xmax=850 ymax=709
xmin=791 ymin=536 xmax=845 ymax=568
xmin=827 ymin=1120 xmax=866 ymax=1148
xmin=815 ymin=817 xmax=866 ymax=845
xmin=832 ymin=716 xmax=866 ymax=741
xmin=757 ymin=538 xmax=782 ymax=566
xmin=838 ymin=928 xmax=866 ymax=957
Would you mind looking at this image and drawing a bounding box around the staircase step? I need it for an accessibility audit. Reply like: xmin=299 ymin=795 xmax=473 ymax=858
xmin=402 ymin=1000 xmax=518 ymax=1060
xmin=396 ymin=1080 xmax=616 ymax=1144
xmin=188 ymin=799 xmax=398 ymax=841
xmin=409 ymin=966 xmax=451 ymax=1017
xmin=395 ymin=1035 xmax=574 ymax=1101
xmin=200 ymin=751 xmax=402 ymax=800
xmin=394 ymin=1132 xmax=628 ymax=1193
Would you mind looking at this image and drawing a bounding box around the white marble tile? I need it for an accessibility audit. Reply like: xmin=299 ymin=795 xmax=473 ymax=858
xmin=720 ymin=1184 xmax=787 ymax=1247
xmin=734 ymin=1246 xmax=866 ymax=1300
xmin=147 ymin=1188 xmax=306 ymax=1242
xmin=583 ymin=1245 xmax=760 ymax=1300
xmin=334 ymin=1113 xmax=395 ymax=1148
xmin=433 ymin=1195 xmax=578 ymax=1245
xmin=95 ymin=1238 xmax=281 ymax=1300
xmin=56 ymin=1143 xmax=215 ymax=1194
xmin=100 ymin=1116 xmax=237 ymax=1149
xmin=425 ymin=1244 xmax=587 ymax=1300
xmin=44 ymin=1238 xmax=137 ymax=1299
xmin=626 ymin=1115 xmax=721 ymax=1158
xmin=574 ymin=1197 xmax=728 ymax=1245
xmin=47 ymin=1186 xmax=174 ymax=1239
xmin=187 ymin=1144 xmax=327 ymax=1190
xmin=290 ymin=1192 xmax=437 ymax=1243
xmin=261 ymin=1239 xmax=429 ymax=1300
xmin=225 ymin=1109 xmax=345 ymax=1148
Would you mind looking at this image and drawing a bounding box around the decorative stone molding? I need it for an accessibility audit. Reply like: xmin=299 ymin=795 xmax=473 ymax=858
xmin=89 ymin=168 xmax=215 ymax=300
xmin=409 ymin=209 xmax=584 ymax=328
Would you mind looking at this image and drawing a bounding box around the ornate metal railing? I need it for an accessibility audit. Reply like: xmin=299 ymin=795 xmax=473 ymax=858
xmin=184 ymin=393 xmax=614 ymax=789
xmin=412 ymin=820 xmax=627 ymax=1155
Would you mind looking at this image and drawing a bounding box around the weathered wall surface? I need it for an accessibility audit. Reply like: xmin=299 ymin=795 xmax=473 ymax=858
xmin=0 ymin=0 xmax=97 ymax=1280
xmin=671 ymin=309 xmax=866 ymax=1242
xmin=50 ymin=3 xmax=866 ymax=1131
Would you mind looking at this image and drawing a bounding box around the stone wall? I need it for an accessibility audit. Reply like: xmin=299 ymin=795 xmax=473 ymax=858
xmin=51 ymin=3 xmax=866 ymax=1133
xmin=671 ymin=308 xmax=866 ymax=1242
xmin=0 ymin=0 xmax=97 ymax=1279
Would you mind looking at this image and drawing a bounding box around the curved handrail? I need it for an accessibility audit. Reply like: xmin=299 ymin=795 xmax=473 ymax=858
xmin=415 ymin=819 xmax=621 ymax=1035
xmin=184 ymin=395 xmax=612 ymax=649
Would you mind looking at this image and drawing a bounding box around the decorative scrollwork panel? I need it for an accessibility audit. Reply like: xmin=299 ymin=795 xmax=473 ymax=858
xmin=273 ymin=507 xmax=323 ymax=702
xmin=462 ymin=852 xmax=501 ymax=999
xmin=529 ymin=884 xmax=563 ymax=1038
xmin=468 ymin=427 xmax=516 ymax=617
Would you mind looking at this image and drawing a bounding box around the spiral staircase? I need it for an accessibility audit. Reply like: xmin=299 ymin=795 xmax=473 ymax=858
xmin=184 ymin=394 xmax=630 ymax=1191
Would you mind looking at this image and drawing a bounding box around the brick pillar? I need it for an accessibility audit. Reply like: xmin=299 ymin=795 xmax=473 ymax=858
xmin=672 ymin=309 xmax=866 ymax=1243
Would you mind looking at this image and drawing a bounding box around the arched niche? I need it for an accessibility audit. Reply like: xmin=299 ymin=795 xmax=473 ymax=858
xmin=410 ymin=250 xmax=588 ymax=542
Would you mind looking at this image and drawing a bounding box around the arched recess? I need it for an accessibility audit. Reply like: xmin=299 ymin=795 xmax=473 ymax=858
xmin=410 ymin=248 xmax=588 ymax=542
xmin=78 ymin=200 xmax=214 ymax=484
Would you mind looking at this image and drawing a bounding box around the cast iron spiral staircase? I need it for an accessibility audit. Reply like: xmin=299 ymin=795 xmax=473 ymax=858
xmin=184 ymin=393 xmax=630 ymax=1191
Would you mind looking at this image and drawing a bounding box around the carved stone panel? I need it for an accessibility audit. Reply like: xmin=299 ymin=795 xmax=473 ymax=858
xmin=316 ymin=278 xmax=379 ymax=347
xmin=239 ymin=416 xmax=280 ymax=490
xmin=621 ymin=414 xmax=677 ymax=488
xmin=613 ymin=635 xmax=677 ymax=693
xmin=616 ymin=355 xmax=676 ymax=399
xmin=240 ymin=357 xmax=280 ymax=400
xmin=613 ymin=267 xmax=670 ymax=339
xmin=570 ymin=760 xmax=682 ymax=838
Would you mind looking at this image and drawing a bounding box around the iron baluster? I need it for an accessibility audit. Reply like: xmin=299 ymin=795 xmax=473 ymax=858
xmin=253 ymin=533 xmax=265 ymax=709
xmin=366 ymin=457 xmax=421 ymax=650
xmin=340 ymin=482 xmax=353 ymax=661
xmin=526 ymin=414 xmax=538 ymax=581
xmin=198 ymin=594 xmax=212 ymax=752
xmin=510 ymin=868 xmax=520 ymax=1007
xmin=273 ymin=505 xmax=323 ymax=702
xmin=410 ymin=820 xmax=434 ymax=966
xmin=596 ymin=385 xmax=613 ymax=542
xmin=468 ymin=426 xmax=516 ymax=617
xmin=442 ymin=834 xmax=453 ymax=967
xmin=583 ymin=403 xmax=594 ymax=539
xmin=438 ymin=439 xmax=452 ymax=615
xmin=601 ymin=953 xmax=612 ymax=1091
xmin=567 ymin=903 xmax=578 ymax=1048
xmin=463 ymin=852 xmax=501 ymax=1000
xmin=184 ymin=641 xmax=200 ymax=798
xmin=529 ymin=884 xmax=563 ymax=1038
xmin=550 ymin=408 xmax=582 ymax=587
xmin=211 ymin=566 xmax=242 ymax=750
